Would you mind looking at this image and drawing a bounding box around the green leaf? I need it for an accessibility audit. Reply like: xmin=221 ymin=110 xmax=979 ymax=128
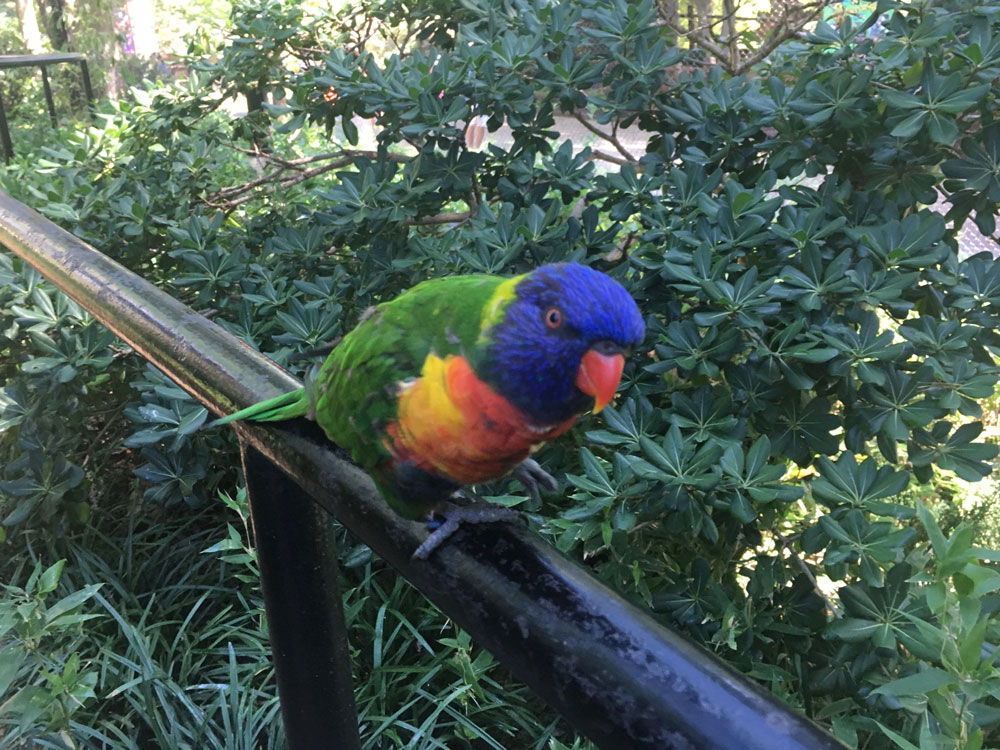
xmin=881 ymin=90 xmax=921 ymax=110
xmin=891 ymin=111 xmax=927 ymax=138
xmin=959 ymin=617 xmax=989 ymax=672
xmin=37 ymin=560 xmax=65 ymax=596
xmin=0 ymin=643 xmax=23 ymax=698
xmin=925 ymin=113 xmax=958 ymax=145
xmin=917 ymin=502 xmax=947 ymax=558
xmin=873 ymin=721 xmax=922 ymax=750
xmin=771 ymin=398 xmax=841 ymax=465
xmin=827 ymin=617 xmax=882 ymax=641
xmin=46 ymin=584 xmax=103 ymax=623
xmin=871 ymin=668 xmax=953 ymax=697
xmin=811 ymin=453 xmax=909 ymax=511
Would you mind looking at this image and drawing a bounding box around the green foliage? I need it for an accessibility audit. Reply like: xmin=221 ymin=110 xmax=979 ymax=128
xmin=1 ymin=494 xmax=585 ymax=749
xmin=0 ymin=10 xmax=45 ymax=134
xmin=1 ymin=513 xmax=282 ymax=749
xmin=828 ymin=503 xmax=1000 ymax=750
xmin=156 ymin=0 xmax=232 ymax=58
xmin=0 ymin=558 xmax=102 ymax=747
xmin=2 ymin=0 xmax=1000 ymax=747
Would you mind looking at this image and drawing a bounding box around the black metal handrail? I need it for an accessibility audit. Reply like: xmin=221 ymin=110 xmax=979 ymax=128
xmin=0 ymin=53 xmax=94 ymax=161
xmin=0 ymin=192 xmax=848 ymax=750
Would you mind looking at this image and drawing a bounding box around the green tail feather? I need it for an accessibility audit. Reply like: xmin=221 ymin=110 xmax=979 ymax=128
xmin=208 ymin=388 xmax=309 ymax=428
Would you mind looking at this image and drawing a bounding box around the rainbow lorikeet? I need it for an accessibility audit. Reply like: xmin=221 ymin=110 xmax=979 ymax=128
xmin=212 ymin=262 xmax=644 ymax=557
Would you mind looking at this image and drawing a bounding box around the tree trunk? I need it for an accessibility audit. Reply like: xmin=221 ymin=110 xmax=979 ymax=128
xmin=244 ymin=85 xmax=273 ymax=153
xmin=659 ymin=0 xmax=679 ymax=28
xmin=722 ymin=0 xmax=740 ymax=71
xmin=36 ymin=0 xmax=70 ymax=51
xmin=14 ymin=0 xmax=45 ymax=53
xmin=692 ymin=0 xmax=712 ymax=30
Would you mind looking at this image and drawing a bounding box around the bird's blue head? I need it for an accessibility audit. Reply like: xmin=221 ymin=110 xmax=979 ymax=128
xmin=481 ymin=263 xmax=645 ymax=426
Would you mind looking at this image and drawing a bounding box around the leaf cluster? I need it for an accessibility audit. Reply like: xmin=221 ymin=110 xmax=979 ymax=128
xmin=1 ymin=0 xmax=1000 ymax=747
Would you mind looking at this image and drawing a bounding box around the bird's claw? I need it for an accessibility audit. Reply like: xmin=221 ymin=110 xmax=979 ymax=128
xmin=412 ymin=463 xmax=551 ymax=558
xmin=413 ymin=503 xmax=522 ymax=560
xmin=512 ymin=458 xmax=558 ymax=507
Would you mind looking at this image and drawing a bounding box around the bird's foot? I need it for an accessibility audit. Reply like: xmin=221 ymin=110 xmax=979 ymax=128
xmin=512 ymin=458 xmax=558 ymax=507
xmin=413 ymin=503 xmax=522 ymax=560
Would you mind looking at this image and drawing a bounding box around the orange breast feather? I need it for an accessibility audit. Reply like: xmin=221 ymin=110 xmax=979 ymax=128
xmin=385 ymin=354 xmax=575 ymax=485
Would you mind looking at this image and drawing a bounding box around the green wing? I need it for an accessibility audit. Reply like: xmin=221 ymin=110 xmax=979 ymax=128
xmin=313 ymin=274 xmax=505 ymax=514
xmin=207 ymin=273 xmax=508 ymax=516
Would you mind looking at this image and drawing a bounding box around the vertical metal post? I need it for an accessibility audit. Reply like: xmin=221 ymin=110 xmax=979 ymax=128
xmin=40 ymin=66 xmax=57 ymax=127
xmin=78 ymin=59 xmax=94 ymax=117
xmin=0 ymin=84 xmax=12 ymax=162
xmin=240 ymin=444 xmax=362 ymax=750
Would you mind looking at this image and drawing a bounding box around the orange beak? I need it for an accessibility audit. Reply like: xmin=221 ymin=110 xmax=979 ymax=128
xmin=575 ymin=349 xmax=625 ymax=413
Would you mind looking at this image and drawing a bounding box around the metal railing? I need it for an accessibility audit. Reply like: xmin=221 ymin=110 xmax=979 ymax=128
xmin=0 ymin=192 xmax=848 ymax=750
xmin=0 ymin=53 xmax=94 ymax=161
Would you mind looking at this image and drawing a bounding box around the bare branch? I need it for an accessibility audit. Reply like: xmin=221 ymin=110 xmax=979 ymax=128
xmin=406 ymin=211 xmax=473 ymax=226
xmin=656 ymin=0 xmax=680 ymax=28
xmin=660 ymin=0 xmax=831 ymax=76
xmin=604 ymin=230 xmax=638 ymax=264
xmin=206 ymin=158 xmax=358 ymax=211
xmin=583 ymin=520 xmax=659 ymax=561
xmin=207 ymin=147 xmax=415 ymax=208
xmin=573 ymin=111 xmax=638 ymax=164
xmin=588 ymin=149 xmax=635 ymax=167
xmin=229 ymin=145 xmax=412 ymax=169
xmin=663 ymin=16 xmax=734 ymax=71
xmin=733 ymin=2 xmax=829 ymax=75
xmin=670 ymin=2 xmax=741 ymax=39
xmin=213 ymin=164 xmax=293 ymax=198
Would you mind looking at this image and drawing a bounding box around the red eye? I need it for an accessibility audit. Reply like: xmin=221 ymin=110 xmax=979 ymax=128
xmin=545 ymin=307 xmax=562 ymax=328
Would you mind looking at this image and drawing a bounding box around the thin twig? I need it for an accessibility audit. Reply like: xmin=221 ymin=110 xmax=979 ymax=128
xmin=207 ymin=148 xmax=414 ymax=209
xmin=666 ymin=2 xmax=741 ymax=38
xmin=582 ymin=520 xmax=658 ymax=561
xmin=773 ymin=529 xmax=842 ymax=618
xmin=206 ymin=158 xmax=356 ymax=211
xmin=229 ymin=145 xmax=411 ymax=169
xmin=734 ymin=3 xmax=828 ymax=74
xmin=663 ymin=17 xmax=733 ymax=68
xmin=81 ymin=403 xmax=129 ymax=469
xmin=289 ymin=45 xmax=334 ymax=59
xmin=605 ymin=230 xmax=638 ymax=264
xmin=213 ymin=164 xmax=293 ymax=198
xmin=661 ymin=0 xmax=827 ymax=76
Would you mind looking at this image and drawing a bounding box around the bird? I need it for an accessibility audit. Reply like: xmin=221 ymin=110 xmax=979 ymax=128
xmin=210 ymin=262 xmax=645 ymax=558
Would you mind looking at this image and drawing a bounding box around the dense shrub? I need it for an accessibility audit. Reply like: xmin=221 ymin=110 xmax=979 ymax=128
xmin=3 ymin=0 xmax=1000 ymax=747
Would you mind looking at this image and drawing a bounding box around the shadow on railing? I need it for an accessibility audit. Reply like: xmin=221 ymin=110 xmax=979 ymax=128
xmin=0 ymin=192 xmax=848 ymax=750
